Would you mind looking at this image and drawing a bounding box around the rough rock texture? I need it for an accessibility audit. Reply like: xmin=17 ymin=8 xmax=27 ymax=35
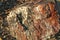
xmin=6 ymin=1 xmax=60 ymax=40
xmin=0 ymin=0 xmax=60 ymax=40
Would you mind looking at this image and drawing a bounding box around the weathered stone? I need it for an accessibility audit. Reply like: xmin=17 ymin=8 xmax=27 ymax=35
xmin=0 ymin=0 xmax=60 ymax=40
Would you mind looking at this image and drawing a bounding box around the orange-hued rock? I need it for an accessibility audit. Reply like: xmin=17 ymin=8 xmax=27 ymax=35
xmin=32 ymin=2 xmax=60 ymax=40
xmin=18 ymin=23 xmax=24 ymax=31
xmin=21 ymin=32 xmax=27 ymax=40
xmin=6 ymin=1 xmax=60 ymax=40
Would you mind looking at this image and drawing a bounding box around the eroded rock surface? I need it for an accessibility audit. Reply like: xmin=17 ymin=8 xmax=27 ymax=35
xmin=0 ymin=0 xmax=60 ymax=40
xmin=6 ymin=1 xmax=60 ymax=40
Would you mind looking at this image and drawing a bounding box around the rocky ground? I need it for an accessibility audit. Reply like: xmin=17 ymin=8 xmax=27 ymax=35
xmin=0 ymin=0 xmax=60 ymax=40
